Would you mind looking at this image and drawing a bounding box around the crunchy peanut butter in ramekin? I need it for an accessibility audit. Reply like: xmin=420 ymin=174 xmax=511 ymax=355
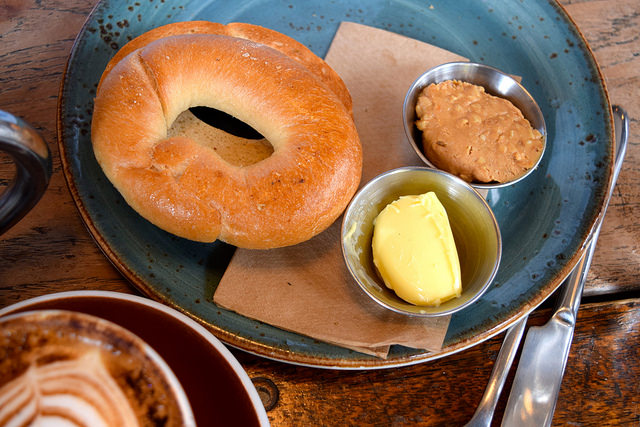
xmin=415 ymin=80 xmax=544 ymax=183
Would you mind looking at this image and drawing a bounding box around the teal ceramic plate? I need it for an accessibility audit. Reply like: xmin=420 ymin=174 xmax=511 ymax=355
xmin=57 ymin=0 xmax=613 ymax=368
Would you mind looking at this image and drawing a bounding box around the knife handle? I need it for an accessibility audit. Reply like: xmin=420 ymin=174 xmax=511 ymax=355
xmin=547 ymin=103 xmax=629 ymax=369
xmin=558 ymin=104 xmax=630 ymax=319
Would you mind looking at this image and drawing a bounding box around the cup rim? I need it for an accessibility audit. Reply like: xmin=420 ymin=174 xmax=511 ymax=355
xmin=341 ymin=166 xmax=502 ymax=317
xmin=402 ymin=61 xmax=547 ymax=190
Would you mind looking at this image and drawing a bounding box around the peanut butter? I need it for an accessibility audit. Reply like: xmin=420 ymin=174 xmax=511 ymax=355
xmin=415 ymin=80 xmax=544 ymax=183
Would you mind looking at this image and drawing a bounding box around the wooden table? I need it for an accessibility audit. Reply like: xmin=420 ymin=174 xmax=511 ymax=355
xmin=1 ymin=0 xmax=638 ymax=425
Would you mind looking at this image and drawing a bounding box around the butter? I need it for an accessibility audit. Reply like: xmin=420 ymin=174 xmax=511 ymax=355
xmin=372 ymin=192 xmax=461 ymax=306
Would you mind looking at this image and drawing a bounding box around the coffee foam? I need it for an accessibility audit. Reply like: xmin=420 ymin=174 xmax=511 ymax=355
xmin=1 ymin=351 xmax=138 ymax=426
xmin=0 ymin=310 xmax=193 ymax=426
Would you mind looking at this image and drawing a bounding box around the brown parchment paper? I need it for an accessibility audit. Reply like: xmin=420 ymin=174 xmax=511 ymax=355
xmin=213 ymin=22 xmax=467 ymax=358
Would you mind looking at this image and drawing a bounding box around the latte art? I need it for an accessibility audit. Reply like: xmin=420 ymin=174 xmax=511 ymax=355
xmin=0 ymin=310 xmax=194 ymax=427
xmin=0 ymin=351 xmax=139 ymax=427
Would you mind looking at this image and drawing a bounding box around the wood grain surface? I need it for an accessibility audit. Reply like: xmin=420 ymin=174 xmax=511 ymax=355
xmin=236 ymin=299 xmax=640 ymax=426
xmin=1 ymin=0 xmax=638 ymax=425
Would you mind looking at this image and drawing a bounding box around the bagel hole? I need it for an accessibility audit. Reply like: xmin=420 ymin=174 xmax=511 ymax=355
xmin=190 ymin=106 xmax=263 ymax=140
xmin=167 ymin=107 xmax=273 ymax=167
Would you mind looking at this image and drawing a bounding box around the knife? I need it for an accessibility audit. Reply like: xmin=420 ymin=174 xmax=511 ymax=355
xmin=501 ymin=105 xmax=629 ymax=427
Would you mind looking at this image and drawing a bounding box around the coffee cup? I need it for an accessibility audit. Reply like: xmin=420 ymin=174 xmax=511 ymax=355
xmin=0 ymin=309 xmax=195 ymax=426
xmin=0 ymin=110 xmax=52 ymax=234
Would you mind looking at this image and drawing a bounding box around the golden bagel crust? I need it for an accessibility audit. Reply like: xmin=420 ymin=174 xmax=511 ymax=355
xmin=91 ymin=34 xmax=362 ymax=249
xmin=98 ymin=21 xmax=352 ymax=114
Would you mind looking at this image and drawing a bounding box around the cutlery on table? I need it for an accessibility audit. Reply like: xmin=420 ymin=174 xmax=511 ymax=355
xmin=465 ymin=105 xmax=629 ymax=427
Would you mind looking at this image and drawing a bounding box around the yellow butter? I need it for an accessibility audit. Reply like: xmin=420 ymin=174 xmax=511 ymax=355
xmin=372 ymin=192 xmax=461 ymax=306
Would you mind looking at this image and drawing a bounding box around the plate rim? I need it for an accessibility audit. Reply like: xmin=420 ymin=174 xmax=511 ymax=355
xmin=55 ymin=0 xmax=614 ymax=369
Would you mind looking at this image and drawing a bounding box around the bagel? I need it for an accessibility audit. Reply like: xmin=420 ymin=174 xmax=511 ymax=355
xmin=98 ymin=21 xmax=352 ymax=114
xmin=91 ymin=29 xmax=362 ymax=249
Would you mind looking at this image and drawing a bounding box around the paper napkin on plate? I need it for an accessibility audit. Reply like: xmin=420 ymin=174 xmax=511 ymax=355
xmin=213 ymin=22 xmax=467 ymax=358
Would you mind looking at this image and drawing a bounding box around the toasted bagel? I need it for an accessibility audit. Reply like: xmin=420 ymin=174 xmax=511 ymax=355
xmin=91 ymin=31 xmax=361 ymax=248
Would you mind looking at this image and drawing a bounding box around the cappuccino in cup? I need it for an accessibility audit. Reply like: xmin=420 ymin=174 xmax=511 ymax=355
xmin=0 ymin=310 xmax=195 ymax=426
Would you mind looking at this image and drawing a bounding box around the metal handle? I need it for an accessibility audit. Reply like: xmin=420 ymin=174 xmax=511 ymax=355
xmin=0 ymin=110 xmax=52 ymax=234
xmin=465 ymin=319 xmax=527 ymax=427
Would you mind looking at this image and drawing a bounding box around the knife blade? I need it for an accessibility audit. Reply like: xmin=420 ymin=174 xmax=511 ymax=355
xmin=501 ymin=105 xmax=629 ymax=427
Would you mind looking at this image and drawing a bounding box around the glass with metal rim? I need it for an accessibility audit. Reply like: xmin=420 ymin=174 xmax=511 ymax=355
xmin=0 ymin=110 xmax=52 ymax=234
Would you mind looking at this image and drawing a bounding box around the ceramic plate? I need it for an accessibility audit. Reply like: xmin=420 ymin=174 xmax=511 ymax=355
xmin=0 ymin=291 xmax=269 ymax=426
xmin=57 ymin=0 xmax=613 ymax=368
